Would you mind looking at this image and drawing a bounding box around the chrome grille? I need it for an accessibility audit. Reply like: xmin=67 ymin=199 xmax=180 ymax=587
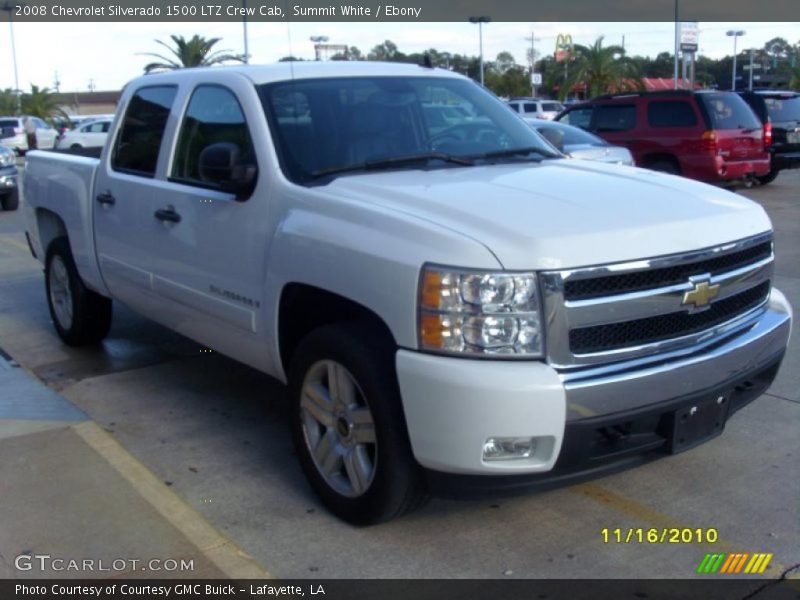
xmin=564 ymin=241 xmax=772 ymax=300
xmin=540 ymin=233 xmax=774 ymax=369
xmin=569 ymin=281 xmax=770 ymax=354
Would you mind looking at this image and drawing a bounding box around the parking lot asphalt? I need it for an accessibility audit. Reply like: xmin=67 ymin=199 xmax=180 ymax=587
xmin=0 ymin=167 xmax=798 ymax=582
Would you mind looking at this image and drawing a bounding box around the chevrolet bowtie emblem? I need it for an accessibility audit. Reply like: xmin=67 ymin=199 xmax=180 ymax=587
xmin=682 ymin=280 xmax=721 ymax=309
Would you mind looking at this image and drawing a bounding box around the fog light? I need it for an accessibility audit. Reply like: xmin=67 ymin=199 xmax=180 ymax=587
xmin=482 ymin=437 xmax=537 ymax=461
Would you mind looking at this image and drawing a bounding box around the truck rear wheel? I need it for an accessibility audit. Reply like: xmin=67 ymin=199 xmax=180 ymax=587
xmin=0 ymin=189 xmax=18 ymax=211
xmin=288 ymin=323 xmax=427 ymax=524
xmin=756 ymin=169 xmax=779 ymax=185
xmin=45 ymin=237 xmax=112 ymax=346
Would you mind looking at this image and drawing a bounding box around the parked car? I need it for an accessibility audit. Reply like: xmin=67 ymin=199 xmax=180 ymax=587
xmin=57 ymin=118 xmax=113 ymax=149
xmin=53 ymin=115 xmax=105 ymax=141
xmin=0 ymin=116 xmax=58 ymax=153
xmin=0 ymin=145 xmax=18 ymax=211
xmin=555 ymin=90 xmax=770 ymax=184
xmin=508 ymin=97 xmax=564 ymax=120
xmin=23 ymin=63 xmax=791 ymax=524
xmin=531 ymin=119 xmax=634 ymax=165
xmin=738 ymin=90 xmax=800 ymax=184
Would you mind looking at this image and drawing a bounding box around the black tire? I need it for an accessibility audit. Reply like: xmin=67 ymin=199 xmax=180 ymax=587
xmin=45 ymin=237 xmax=112 ymax=346
xmin=648 ymin=159 xmax=681 ymax=175
xmin=70 ymin=144 xmax=82 ymax=149
xmin=288 ymin=323 xmax=427 ymax=525
xmin=756 ymin=169 xmax=779 ymax=186
xmin=0 ymin=188 xmax=18 ymax=211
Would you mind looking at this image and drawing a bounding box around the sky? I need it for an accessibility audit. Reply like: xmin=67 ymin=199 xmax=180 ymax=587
xmin=0 ymin=21 xmax=797 ymax=93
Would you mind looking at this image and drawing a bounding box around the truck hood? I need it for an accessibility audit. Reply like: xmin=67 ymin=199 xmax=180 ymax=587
xmin=324 ymin=159 xmax=772 ymax=270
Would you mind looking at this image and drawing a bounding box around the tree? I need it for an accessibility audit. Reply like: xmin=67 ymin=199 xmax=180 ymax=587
xmin=0 ymin=89 xmax=18 ymax=114
xmin=494 ymin=51 xmax=517 ymax=74
xmin=140 ymin=35 xmax=244 ymax=73
xmin=20 ymin=85 xmax=67 ymax=124
xmin=558 ymin=37 xmax=643 ymax=100
xmin=368 ymin=40 xmax=402 ymax=61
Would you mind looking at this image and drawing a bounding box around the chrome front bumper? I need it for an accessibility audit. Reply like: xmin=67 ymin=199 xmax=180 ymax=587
xmin=561 ymin=288 xmax=792 ymax=421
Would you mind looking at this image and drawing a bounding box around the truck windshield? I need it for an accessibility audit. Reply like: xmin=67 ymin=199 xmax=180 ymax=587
xmin=258 ymin=76 xmax=557 ymax=183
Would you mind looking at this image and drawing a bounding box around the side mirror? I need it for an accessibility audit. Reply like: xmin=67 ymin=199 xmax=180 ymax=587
xmin=198 ymin=142 xmax=257 ymax=201
xmin=538 ymin=128 xmax=565 ymax=153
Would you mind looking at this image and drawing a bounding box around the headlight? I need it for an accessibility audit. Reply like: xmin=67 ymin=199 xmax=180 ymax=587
xmin=0 ymin=152 xmax=14 ymax=167
xmin=418 ymin=265 xmax=544 ymax=358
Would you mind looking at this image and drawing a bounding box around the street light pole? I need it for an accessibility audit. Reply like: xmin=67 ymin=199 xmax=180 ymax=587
xmin=1 ymin=2 xmax=22 ymax=114
xmin=242 ymin=0 xmax=249 ymax=64
xmin=524 ymin=31 xmax=540 ymax=96
xmin=726 ymin=30 xmax=745 ymax=91
xmin=469 ymin=16 xmax=491 ymax=86
xmin=748 ymin=48 xmax=754 ymax=91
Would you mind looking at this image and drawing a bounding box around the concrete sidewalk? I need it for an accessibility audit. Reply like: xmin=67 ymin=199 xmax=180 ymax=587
xmin=0 ymin=350 xmax=269 ymax=580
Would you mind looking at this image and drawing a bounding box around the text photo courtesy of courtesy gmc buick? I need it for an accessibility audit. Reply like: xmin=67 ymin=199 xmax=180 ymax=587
xmin=23 ymin=63 xmax=792 ymax=524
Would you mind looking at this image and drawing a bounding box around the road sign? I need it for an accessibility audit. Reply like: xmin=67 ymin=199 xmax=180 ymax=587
xmin=680 ymin=21 xmax=699 ymax=52
xmin=743 ymin=64 xmax=762 ymax=70
xmin=531 ymin=73 xmax=542 ymax=85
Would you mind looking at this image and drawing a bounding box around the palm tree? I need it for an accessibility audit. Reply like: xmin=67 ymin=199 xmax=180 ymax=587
xmin=140 ymin=35 xmax=244 ymax=73
xmin=0 ymin=88 xmax=18 ymax=114
xmin=20 ymin=85 xmax=67 ymax=124
xmin=558 ymin=37 xmax=644 ymax=101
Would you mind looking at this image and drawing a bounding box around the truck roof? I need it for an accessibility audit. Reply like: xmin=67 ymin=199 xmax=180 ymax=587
xmin=128 ymin=61 xmax=466 ymax=88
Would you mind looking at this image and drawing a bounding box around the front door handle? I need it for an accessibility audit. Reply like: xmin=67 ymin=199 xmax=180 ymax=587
xmin=154 ymin=206 xmax=181 ymax=223
xmin=96 ymin=192 xmax=115 ymax=206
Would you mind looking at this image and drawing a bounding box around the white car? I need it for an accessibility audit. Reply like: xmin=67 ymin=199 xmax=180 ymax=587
xmin=532 ymin=120 xmax=635 ymax=166
xmin=57 ymin=118 xmax=113 ymax=149
xmin=0 ymin=116 xmax=58 ymax=153
xmin=22 ymin=62 xmax=792 ymax=524
xmin=507 ymin=98 xmax=564 ymax=120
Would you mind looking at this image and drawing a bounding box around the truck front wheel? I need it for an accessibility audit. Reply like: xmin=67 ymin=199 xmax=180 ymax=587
xmin=0 ymin=189 xmax=18 ymax=211
xmin=288 ymin=323 xmax=427 ymax=524
xmin=45 ymin=237 xmax=112 ymax=346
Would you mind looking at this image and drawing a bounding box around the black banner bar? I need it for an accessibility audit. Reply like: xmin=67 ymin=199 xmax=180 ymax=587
xmin=1 ymin=0 xmax=799 ymax=22
xmin=2 ymin=579 xmax=799 ymax=600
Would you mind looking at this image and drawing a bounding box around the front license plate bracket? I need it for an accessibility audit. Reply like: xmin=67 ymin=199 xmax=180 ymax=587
xmin=669 ymin=393 xmax=731 ymax=454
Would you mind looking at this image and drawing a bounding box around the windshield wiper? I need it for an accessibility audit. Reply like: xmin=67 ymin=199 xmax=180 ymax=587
xmin=472 ymin=146 xmax=560 ymax=161
xmin=310 ymin=152 xmax=475 ymax=179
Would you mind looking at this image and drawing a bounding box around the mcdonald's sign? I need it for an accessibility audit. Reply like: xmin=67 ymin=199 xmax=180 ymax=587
xmin=555 ymin=33 xmax=573 ymax=63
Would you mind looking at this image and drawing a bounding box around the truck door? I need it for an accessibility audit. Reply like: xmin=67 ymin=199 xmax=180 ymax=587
xmin=94 ymin=85 xmax=178 ymax=313
xmin=146 ymin=82 xmax=270 ymax=371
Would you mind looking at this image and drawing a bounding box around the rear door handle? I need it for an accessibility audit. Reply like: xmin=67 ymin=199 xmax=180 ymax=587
xmin=96 ymin=192 xmax=115 ymax=206
xmin=154 ymin=206 xmax=181 ymax=223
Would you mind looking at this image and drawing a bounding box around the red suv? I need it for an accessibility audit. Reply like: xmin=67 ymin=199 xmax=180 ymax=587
xmin=555 ymin=90 xmax=770 ymax=184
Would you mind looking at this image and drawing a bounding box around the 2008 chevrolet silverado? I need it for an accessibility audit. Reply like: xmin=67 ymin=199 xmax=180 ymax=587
xmin=23 ymin=62 xmax=792 ymax=524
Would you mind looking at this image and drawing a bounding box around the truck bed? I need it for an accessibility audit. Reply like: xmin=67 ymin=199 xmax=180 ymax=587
xmin=23 ymin=149 xmax=107 ymax=295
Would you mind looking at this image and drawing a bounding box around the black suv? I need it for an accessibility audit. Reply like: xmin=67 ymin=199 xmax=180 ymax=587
xmin=739 ymin=90 xmax=800 ymax=184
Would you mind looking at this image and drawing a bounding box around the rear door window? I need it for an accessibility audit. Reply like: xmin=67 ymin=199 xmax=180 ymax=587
xmin=558 ymin=107 xmax=593 ymax=129
xmin=700 ymin=93 xmax=760 ymax=130
xmin=647 ymin=101 xmax=698 ymax=128
xmin=112 ymin=86 xmax=177 ymax=177
xmin=593 ymin=105 xmax=636 ymax=132
xmin=523 ymin=103 xmax=540 ymax=114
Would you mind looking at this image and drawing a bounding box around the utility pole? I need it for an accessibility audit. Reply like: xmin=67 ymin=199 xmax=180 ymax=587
xmin=673 ymin=0 xmax=679 ymax=89
xmin=1 ymin=2 xmax=23 ymax=114
xmin=748 ymin=48 xmax=754 ymax=90
xmin=524 ymin=31 xmax=540 ymax=96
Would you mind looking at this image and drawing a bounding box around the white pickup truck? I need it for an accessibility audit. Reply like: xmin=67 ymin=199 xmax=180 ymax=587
xmin=23 ymin=62 xmax=792 ymax=524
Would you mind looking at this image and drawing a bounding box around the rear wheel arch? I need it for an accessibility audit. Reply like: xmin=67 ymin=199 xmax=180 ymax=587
xmin=36 ymin=209 xmax=69 ymax=258
xmin=641 ymin=153 xmax=682 ymax=175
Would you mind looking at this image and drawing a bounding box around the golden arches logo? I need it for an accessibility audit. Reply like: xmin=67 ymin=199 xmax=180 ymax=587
xmin=555 ymin=34 xmax=573 ymax=62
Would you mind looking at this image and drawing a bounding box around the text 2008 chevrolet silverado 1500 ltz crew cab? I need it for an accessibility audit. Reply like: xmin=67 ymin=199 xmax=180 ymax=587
xmin=23 ymin=63 xmax=792 ymax=524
